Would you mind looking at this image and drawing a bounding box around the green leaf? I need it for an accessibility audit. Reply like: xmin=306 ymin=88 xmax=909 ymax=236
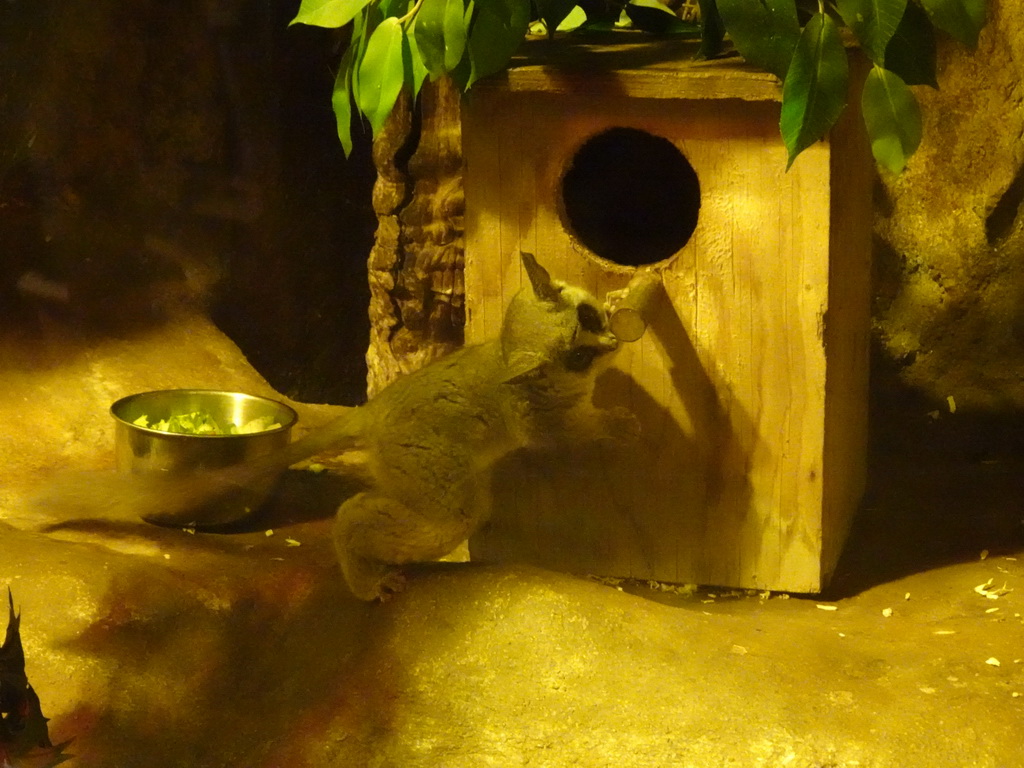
xmin=918 ymin=0 xmax=986 ymax=47
xmin=443 ymin=0 xmax=468 ymax=69
xmin=357 ymin=17 xmax=407 ymax=135
xmin=412 ymin=0 xmax=469 ymax=76
xmin=557 ymin=6 xmax=588 ymax=32
xmin=465 ymin=0 xmax=530 ymax=88
xmin=717 ymin=0 xmax=800 ymax=80
xmin=291 ymin=0 xmax=372 ymax=28
xmin=535 ymin=0 xmax=579 ymax=37
xmin=351 ymin=6 xmax=381 ymax=110
xmin=780 ymin=12 xmax=850 ymax=168
xmin=884 ymin=0 xmax=937 ymax=87
xmin=835 ymin=0 xmax=906 ymax=64
xmin=404 ymin=21 xmax=429 ymax=97
xmin=696 ymin=0 xmax=726 ymax=60
xmin=413 ymin=0 xmax=447 ymax=77
xmin=861 ymin=65 xmax=921 ymax=173
xmin=332 ymin=44 xmax=356 ymax=156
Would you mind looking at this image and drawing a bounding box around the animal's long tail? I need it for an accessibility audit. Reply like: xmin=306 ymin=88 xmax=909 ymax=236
xmin=30 ymin=407 xmax=370 ymax=529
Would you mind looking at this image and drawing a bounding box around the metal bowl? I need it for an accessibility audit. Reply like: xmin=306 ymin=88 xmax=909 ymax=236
xmin=110 ymin=389 xmax=297 ymax=527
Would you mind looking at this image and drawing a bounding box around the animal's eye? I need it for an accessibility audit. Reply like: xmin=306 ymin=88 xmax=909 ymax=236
xmin=576 ymin=303 xmax=605 ymax=334
xmin=564 ymin=346 xmax=599 ymax=372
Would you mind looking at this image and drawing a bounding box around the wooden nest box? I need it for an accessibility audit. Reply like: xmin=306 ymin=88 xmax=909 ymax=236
xmin=462 ymin=41 xmax=872 ymax=593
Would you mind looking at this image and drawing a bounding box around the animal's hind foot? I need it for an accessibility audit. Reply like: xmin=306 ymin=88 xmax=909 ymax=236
xmin=374 ymin=569 xmax=408 ymax=602
xmin=345 ymin=564 xmax=406 ymax=602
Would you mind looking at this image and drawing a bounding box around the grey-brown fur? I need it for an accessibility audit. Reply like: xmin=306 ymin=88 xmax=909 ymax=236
xmin=34 ymin=253 xmax=626 ymax=600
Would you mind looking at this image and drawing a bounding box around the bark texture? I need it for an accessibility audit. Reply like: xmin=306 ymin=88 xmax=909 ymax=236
xmin=365 ymin=78 xmax=465 ymax=396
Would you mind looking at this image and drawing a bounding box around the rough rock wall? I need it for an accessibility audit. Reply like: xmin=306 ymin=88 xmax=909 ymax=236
xmin=0 ymin=0 xmax=226 ymax=325
xmin=874 ymin=0 xmax=1024 ymax=411
xmin=0 ymin=0 xmax=376 ymax=405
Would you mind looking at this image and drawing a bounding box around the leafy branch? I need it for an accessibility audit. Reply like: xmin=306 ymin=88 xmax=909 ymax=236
xmin=292 ymin=0 xmax=529 ymax=155
xmin=720 ymin=0 xmax=985 ymax=171
xmin=293 ymin=0 xmax=988 ymax=173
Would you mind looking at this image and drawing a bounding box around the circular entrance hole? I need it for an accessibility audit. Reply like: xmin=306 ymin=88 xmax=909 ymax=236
xmin=561 ymin=127 xmax=701 ymax=267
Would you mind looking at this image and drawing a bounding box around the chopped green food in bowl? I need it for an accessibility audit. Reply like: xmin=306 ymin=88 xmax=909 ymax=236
xmin=131 ymin=411 xmax=282 ymax=435
xmin=110 ymin=389 xmax=298 ymax=528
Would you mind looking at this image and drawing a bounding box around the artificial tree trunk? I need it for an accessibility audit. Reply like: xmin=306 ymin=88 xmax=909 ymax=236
xmin=365 ymin=77 xmax=466 ymax=396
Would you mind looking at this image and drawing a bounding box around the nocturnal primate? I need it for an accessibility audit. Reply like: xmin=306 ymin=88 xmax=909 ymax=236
xmin=35 ymin=253 xmax=631 ymax=600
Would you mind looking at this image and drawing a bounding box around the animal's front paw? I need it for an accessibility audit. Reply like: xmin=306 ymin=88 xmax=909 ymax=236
xmin=603 ymin=288 xmax=628 ymax=316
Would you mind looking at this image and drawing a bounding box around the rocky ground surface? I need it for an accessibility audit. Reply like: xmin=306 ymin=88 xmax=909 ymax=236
xmin=1 ymin=312 xmax=1022 ymax=768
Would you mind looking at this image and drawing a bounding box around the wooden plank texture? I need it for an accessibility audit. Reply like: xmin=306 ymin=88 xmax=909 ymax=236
xmin=485 ymin=39 xmax=783 ymax=102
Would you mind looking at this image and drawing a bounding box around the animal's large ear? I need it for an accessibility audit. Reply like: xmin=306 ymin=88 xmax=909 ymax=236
xmin=520 ymin=252 xmax=561 ymax=303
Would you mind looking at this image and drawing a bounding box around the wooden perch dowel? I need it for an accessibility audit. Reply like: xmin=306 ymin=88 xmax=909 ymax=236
xmin=608 ymin=272 xmax=663 ymax=342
